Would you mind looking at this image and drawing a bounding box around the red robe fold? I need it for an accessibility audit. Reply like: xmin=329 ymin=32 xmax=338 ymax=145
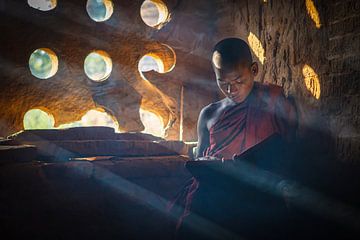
xmin=204 ymin=81 xmax=297 ymax=159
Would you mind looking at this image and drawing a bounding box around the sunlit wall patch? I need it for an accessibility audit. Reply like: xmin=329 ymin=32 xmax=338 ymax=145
xmin=23 ymin=108 xmax=55 ymax=130
xmin=140 ymin=0 xmax=169 ymax=29
xmin=86 ymin=0 xmax=114 ymax=22
xmin=84 ymin=50 xmax=112 ymax=82
xmin=247 ymin=32 xmax=266 ymax=65
xmin=28 ymin=0 xmax=57 ymax=11
xmin=29 ymin=48 xmax=58 ymax=79
xmin=302 ymin=64 xmax=321 ymax=100
xmin=305 ymin=0 xmax=321 ymax=29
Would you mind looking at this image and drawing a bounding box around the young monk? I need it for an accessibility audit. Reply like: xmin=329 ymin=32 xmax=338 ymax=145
xmin=169 ymin=38 xmax=298 ymax=240
xmin=196 ymin=37 xmax=297 ymax=160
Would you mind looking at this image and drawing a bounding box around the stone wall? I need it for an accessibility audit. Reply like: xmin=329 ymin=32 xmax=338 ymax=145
xmin=325 ymin=0 xmax=360 ymax=162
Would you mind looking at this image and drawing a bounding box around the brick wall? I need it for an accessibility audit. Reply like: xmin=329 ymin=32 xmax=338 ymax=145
xmin=325 ymin=0 xmax=360 ymax=162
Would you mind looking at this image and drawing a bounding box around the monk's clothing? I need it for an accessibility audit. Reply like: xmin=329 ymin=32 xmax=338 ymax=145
xmin=204 ymin=81 xmax=297 ymax=159
xmin=168 ymin=82 xmax=297 ymax=240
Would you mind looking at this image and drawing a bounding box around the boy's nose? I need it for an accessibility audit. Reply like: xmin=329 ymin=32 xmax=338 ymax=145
xmin=227 ymin=84 xmax=237 ymax=94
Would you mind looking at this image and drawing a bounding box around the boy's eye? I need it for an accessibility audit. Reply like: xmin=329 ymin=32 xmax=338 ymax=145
xmin=234 ymin=76 xmax=242 ymax=82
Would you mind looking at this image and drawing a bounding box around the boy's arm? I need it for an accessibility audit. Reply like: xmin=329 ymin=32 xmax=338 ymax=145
xmin=195 ymin=108 xmax=210 ymax=158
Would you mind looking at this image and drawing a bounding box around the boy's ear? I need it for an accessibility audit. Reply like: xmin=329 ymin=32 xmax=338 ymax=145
xmin=250 ymin=62 xmax=259 ymax=76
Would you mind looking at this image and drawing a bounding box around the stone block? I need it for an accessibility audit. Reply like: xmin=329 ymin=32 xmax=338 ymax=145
xmin=0 ymin=145 xmax=37 ymax=164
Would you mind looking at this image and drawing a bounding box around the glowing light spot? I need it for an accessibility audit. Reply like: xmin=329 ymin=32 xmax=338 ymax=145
xmin=58 ymin=109 xmax=119 ymax=131
xmin=29 ymin=48 xmax=58 ymax=79
xmin=138 ymin=55 xmax=165 ymax=74
xmin=84 ymin=50 xmax=112 ymax=82
xmin=23 ymin=109 xmax=119 ymax=131
xmin=306 ymin=0 xmax=321 ymax=29
xmin=138 ymin=44 xmax=176 ymax=80
xmin=23 ymin=109 xmax=55 ymax=130
xmin=247 ymin=32 xmax=266 ymax=65
xmin=28 ymin=0 xmax=57 ymax=11
xmin=302 ymin=64 xmax=321 ymax=99
xmin=140 ymin=0 xmax=169 ymax=28
xmin=139 ymin=108 xmax=165 ymax=138
xmin=86 ymin=0 xmax=114 ymax=22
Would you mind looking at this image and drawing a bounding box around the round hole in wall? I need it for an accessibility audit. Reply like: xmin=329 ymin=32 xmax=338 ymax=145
xmin=29 ymin=48 xmax=58 ymax=79
xmin=140 ymin=0 xmax=169 ymax=28
xmin=58 ymin=109 xmax=120 ymax=132
xmin=23 ymin=109 xmax=55 ymax=130
xmin=138 ymin=44 xmax=176 ymax=80
xmin=138 ymin=55 xmax=165 ymax=73
xmin=86 ymin=0 xmax=114 ymax=22
xmin=84 ymin=50 xmax=112 ymax=82
xmin=28 ymin=0 xmax=57 ymax=11
xmin=139 ymin=108 xmax=165 ymax=138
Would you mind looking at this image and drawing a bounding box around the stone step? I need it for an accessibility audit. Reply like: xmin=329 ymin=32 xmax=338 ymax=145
xmin=0 ymin=145 xmax=37 ymax=164
xmin=3 ymin=127 xmax=164 ymax=145
xmin=30 ymin=140 xmax=189 ymax=160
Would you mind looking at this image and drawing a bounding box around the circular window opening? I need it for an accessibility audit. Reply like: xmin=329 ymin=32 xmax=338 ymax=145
xmin=58 ymin=109 xmax=120 ymax=132
xmin=29 ymin=48 xmax=58 ymax=79
xmin=138 ymin=55 xmax=165 ymax=73
xmin=86 ymin=0 xmax=114 ymax=22
xmin=84 ymin=50 xmax=112 ymax=82
xmin=23 ymin=109 xmax=55 ymax=130
xmin=139 ymin=108 xmax=165 ymax=138
xmin=28 ymin=0 xmax=57 ymax=11
xmin=140 ymin=0 xmax=169 ymax=28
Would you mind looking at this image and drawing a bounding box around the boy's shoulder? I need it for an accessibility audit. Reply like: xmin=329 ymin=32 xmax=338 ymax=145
xmin=258 ymin=81 xmax=283 ymax=92
xmin=199 ymin=98 xmax=227 ymax=119
xmin=256 ymin=81 xmax=285 ymax=98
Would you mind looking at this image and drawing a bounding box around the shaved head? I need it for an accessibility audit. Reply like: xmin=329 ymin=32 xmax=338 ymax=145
xmin=212 ymin=38 xmax=253 ymax=70
xmin=211 ymin=38 xmax=258 ymax=103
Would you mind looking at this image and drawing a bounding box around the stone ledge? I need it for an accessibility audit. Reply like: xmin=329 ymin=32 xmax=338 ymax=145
xmin=0 ymin=145 xmax=37 ymax=164
xmin=6 ymin=127 xmax=164 ymax=143
xmin=32 ymin=140 xmax=189 ymax=160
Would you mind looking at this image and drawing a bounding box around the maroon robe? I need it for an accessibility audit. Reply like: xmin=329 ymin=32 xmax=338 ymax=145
xmin=169 ymin=82 xmax=297 ymax=238
xmin=204 ymin=81 xmax=297 ymax=159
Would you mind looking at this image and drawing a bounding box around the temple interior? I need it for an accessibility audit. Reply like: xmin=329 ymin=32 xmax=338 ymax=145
xmin=0 ymin=0 xmax=359 ymax=239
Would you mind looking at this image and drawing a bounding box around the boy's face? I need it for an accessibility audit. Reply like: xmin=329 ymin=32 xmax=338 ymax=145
xmin=214 ymin=61 xmax=258 ymax=103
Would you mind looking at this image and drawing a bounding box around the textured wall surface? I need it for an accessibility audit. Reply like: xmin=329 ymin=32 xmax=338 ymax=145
xmin=214 ymin=0 xmax=360 ymax=162
xmin=325 ymin=0 xmax=360 ymax=162
xmin=0 ymin=0 xmax=359 ymax=161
